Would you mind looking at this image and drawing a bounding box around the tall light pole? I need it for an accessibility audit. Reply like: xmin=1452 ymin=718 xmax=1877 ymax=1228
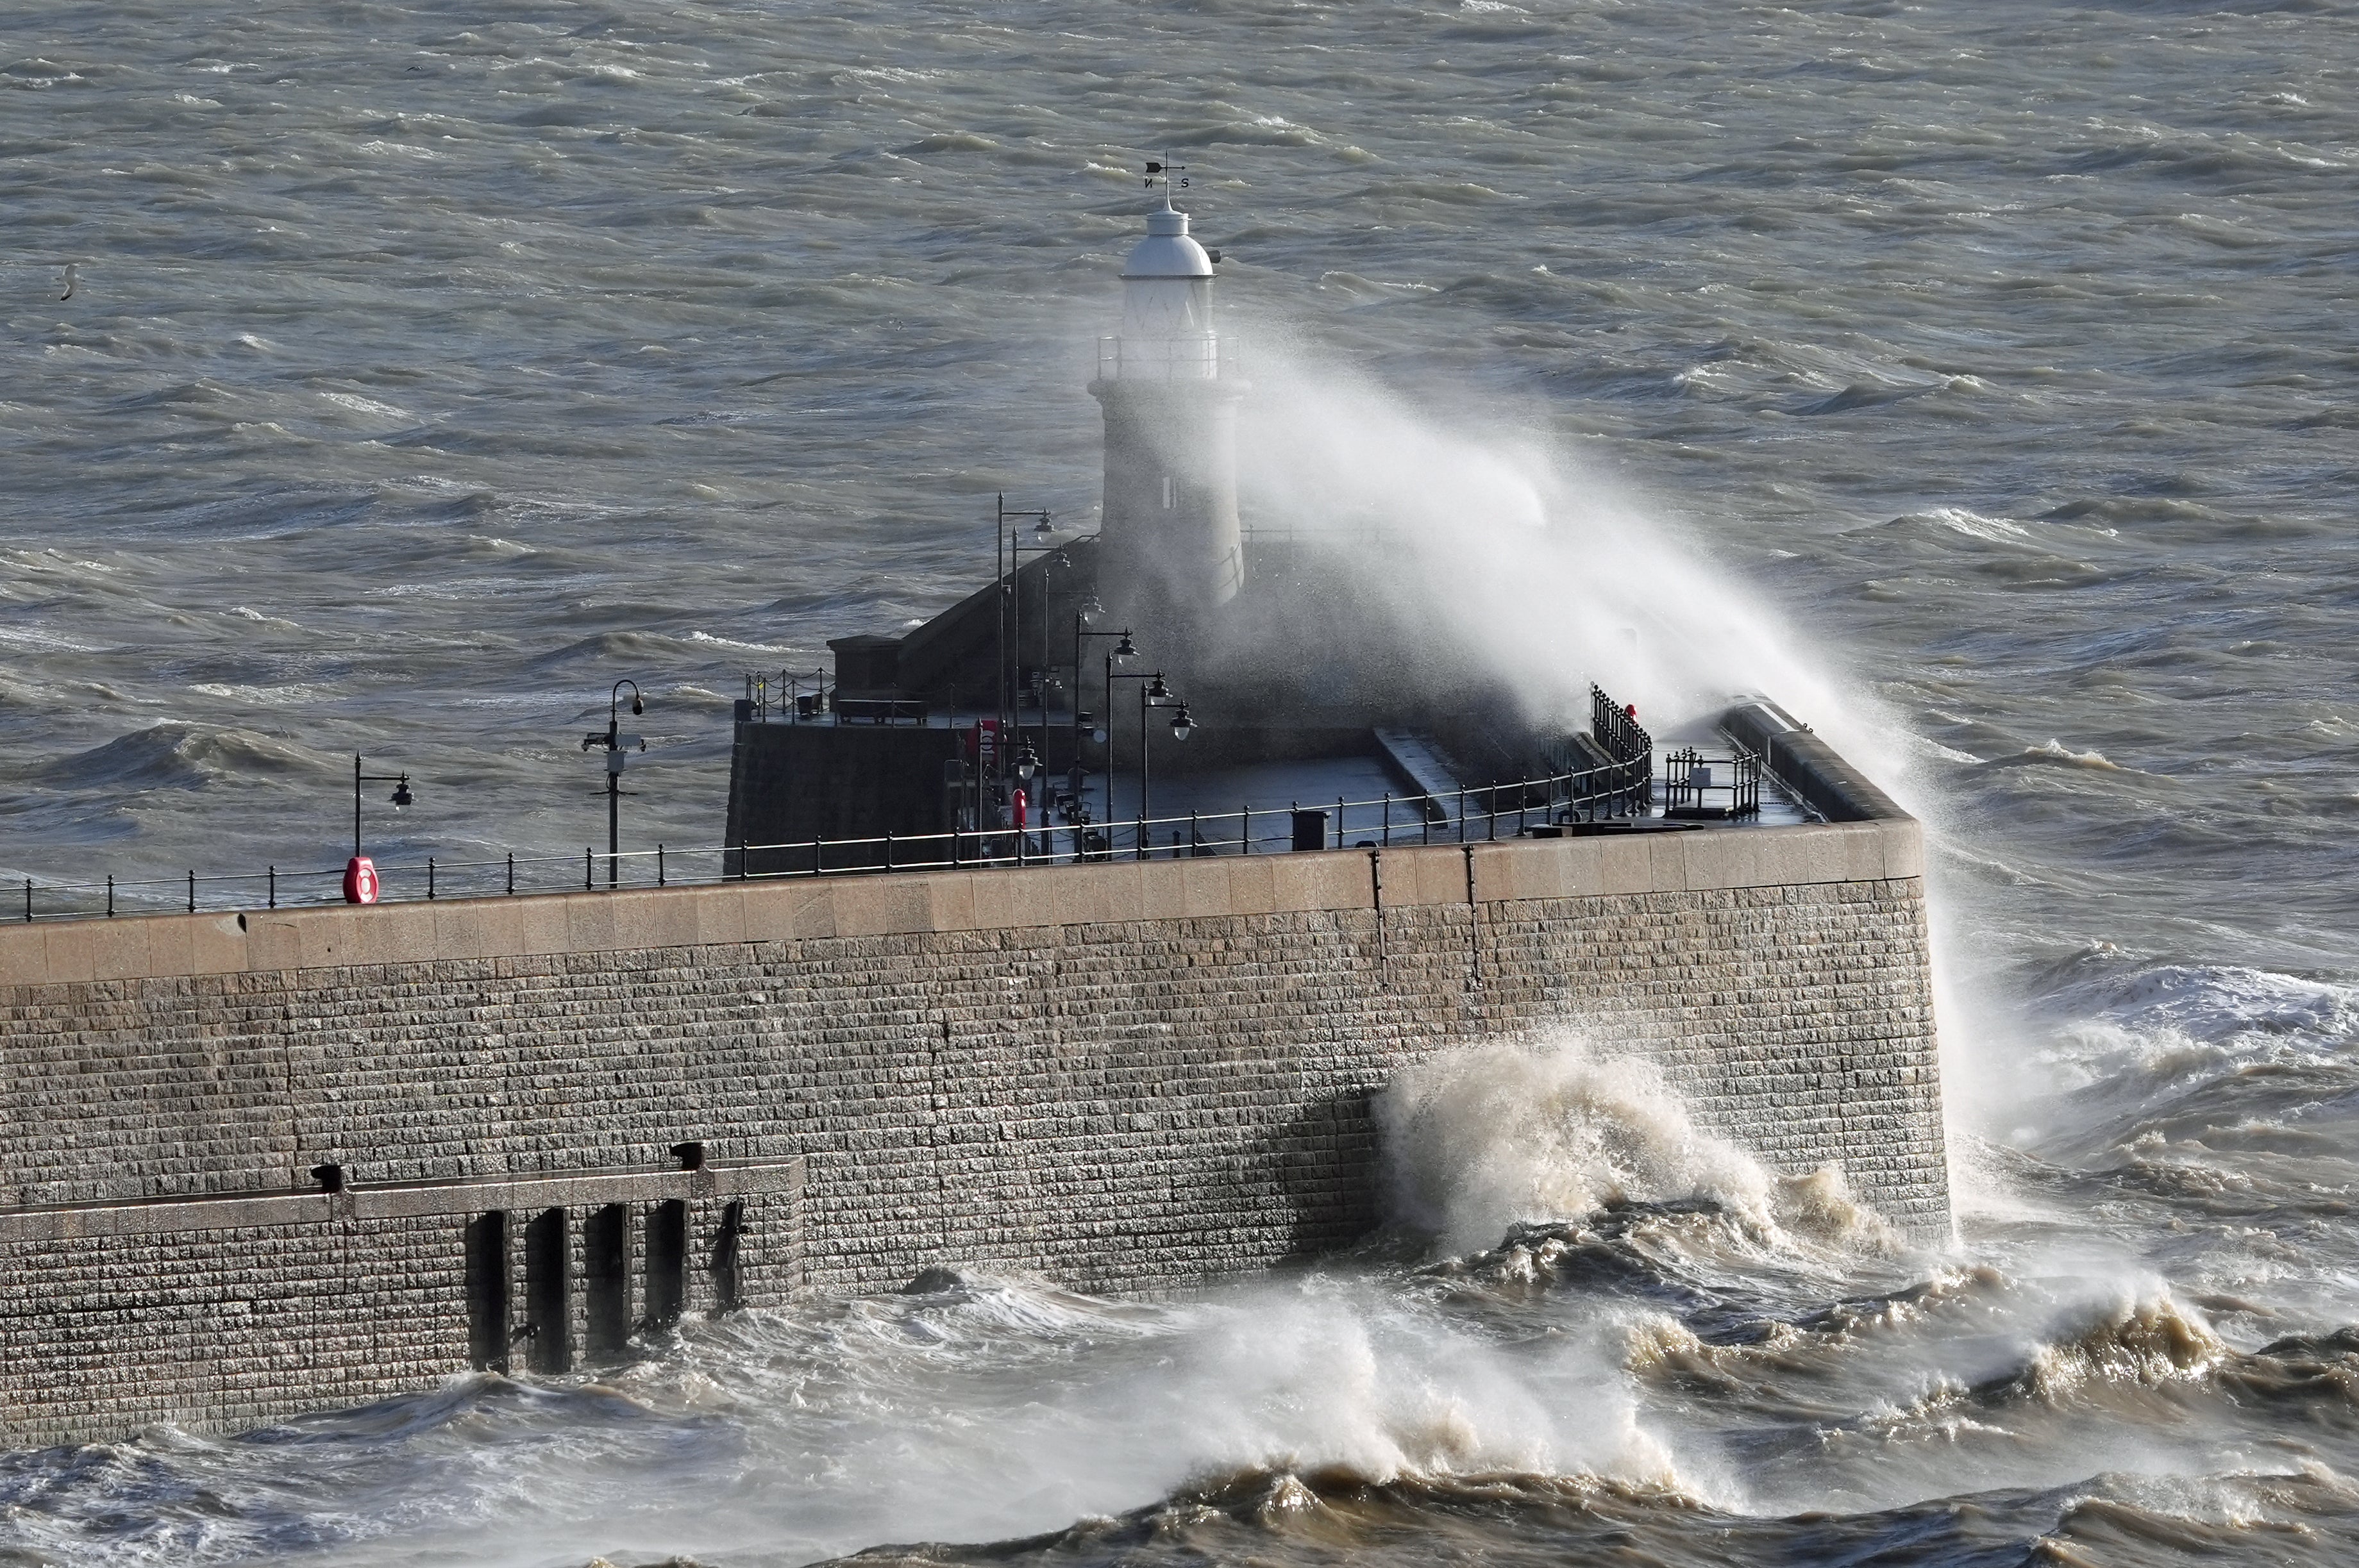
xmin=995 ymin=495 xmax=1055 ymax=768
xmin=1074 ymin=614 xmax=1136 ymax=817
xmin=1107 ymin=671 xmax=1194 ymax=857
xmin=582 ymin=680 xmax=645 ymax=888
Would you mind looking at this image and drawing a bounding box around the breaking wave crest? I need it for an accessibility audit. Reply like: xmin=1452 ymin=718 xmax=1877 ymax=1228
xmin=1377 ymin=1035 xmax=1895 ymax=1258
xmin=35 ymin=722 xmax=336 ymax=790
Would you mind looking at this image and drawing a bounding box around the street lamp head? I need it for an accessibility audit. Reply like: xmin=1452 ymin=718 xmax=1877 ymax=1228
xmin=1079 ymin=596 xmax=1105 ymax=627
xmin=1170 ymin=706 xmax=1195 ymax=741
xmin=390 ymin=776 xmax=414 ymax=809
xmin=1146 ymin=674 xmax=1170 ymax=701
xmin=631 ymin=692 xmax=644 ymax=716
xmin=1114 ymin=631 xmax=1138 ymax=660
xmin=1014 ymin=746 xmax=1039 ymax=783
xmin=1033 ymin=514 xmax=1054 ymax=539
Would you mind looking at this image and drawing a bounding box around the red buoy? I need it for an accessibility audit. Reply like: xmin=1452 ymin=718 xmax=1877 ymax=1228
xmin=343 ymin=856 xmax=380 ymax=905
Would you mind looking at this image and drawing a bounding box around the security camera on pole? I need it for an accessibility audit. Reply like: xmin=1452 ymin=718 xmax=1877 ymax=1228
xmin=582 ymin=680 xmax=646 ymax=888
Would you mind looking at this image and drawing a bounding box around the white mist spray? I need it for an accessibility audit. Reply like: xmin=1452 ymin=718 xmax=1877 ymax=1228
xmin=1223 ymin=340 xmax=2000 ymax=1181
xmin=1229 ymin=347 xmax=1879 ymax=747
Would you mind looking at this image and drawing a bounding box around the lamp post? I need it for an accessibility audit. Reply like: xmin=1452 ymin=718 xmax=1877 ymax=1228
xmin=348 ymin=756 xmax=414 ymax=905
xmin=1073 ymin=615 xmax=1136 ymax=817
xmin=996 ymin=495 xmax=1057 ymax=764
xmin=582 ymin=680 xmax=646 ymax=888
xmin=1107 ymin=671 xmax=1194 ymax=856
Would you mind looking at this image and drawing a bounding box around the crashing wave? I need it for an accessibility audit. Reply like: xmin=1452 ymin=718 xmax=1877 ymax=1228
xmin=1376 ymin=1035 xmax=1896 ymax=1259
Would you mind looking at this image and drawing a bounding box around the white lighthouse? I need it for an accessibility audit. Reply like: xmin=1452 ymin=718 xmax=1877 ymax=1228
xmin=1090 ymin=192 xmax=1248 ymax=639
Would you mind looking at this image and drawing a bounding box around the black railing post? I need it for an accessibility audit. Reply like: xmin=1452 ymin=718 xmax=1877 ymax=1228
xmin=812 ymin=837 xmax=824 ymax=876
xmin=658 ymin=844 xmax=666 ymax=886
xmin=269 ymin=865 xmax=276 ymax=908
xmin=428 ymin=857 xmax=436 ymax=901
xmin=22 ymin=878 xmax=31 ymax=923
xmin=886 ymin=832 xmax=895 ymax=872
xmin=585 ymin=848 xmax=592 ymax=890
xmin=1241 ymin=805 xmax=1250 ymax=855
xmin=106 ymin=875 xmax=114 ymax=917
xmin=506 ymin=852 xmax=515 ymax=896
xmin=187 ymin=870 xmax=196 ymax=913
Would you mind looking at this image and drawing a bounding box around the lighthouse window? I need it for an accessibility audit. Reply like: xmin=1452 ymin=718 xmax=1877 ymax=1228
xmin=1162 ymin=476 xmax=1175 ymax=509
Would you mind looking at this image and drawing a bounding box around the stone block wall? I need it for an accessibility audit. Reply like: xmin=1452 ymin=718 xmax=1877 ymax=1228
xmin=0 ymin=817 xmax=1945 ymax=1447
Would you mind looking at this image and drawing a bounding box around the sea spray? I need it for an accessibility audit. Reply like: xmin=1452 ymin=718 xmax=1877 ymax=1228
xmin=1225 ymin=347 xmax=1890 ymax=755
xmin=1376 ymin=1033 xmax=1895 ymax=1257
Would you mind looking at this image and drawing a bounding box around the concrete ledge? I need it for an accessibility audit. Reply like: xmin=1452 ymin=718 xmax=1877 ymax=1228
xmin=0 ymin=1191 xmax=330 ymax=1242
xmin=0 ymin=820 xmax=1921 ymax=990
xmin=1722 ymin=701 xmax=1908 ymax=823
xmin=0 ymin=1158 xmax=805 ymax=1241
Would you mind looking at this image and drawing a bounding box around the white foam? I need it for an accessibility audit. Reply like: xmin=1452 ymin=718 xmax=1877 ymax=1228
xmin=1381 ymin=1037 xmax=1771 ymax=1251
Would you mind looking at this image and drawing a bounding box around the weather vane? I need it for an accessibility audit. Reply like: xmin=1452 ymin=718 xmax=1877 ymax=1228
xmin=1143 ymin=153 xmax=1189 ymax=196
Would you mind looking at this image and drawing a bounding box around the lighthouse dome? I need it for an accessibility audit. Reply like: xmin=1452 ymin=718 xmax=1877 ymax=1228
xmin=1121 ymin=199 xmax=1214 ymax=280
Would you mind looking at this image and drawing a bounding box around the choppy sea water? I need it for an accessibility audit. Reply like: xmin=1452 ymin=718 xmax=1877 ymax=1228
xmin=4 ymin=0 xmax=2358 ymax=1562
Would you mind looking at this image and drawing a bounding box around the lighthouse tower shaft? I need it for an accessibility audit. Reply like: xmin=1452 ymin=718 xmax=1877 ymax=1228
xmin=1089 ymin=197 xmax=1247 ymax=639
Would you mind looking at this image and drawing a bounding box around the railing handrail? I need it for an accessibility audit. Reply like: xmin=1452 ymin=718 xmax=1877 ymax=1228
xmin=6 ymin=751 xmax=1658 ymax=924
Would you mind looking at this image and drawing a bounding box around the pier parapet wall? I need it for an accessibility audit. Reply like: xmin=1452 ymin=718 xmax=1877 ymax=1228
xmin=0 ymin=815 xmax=1945 ymax=1448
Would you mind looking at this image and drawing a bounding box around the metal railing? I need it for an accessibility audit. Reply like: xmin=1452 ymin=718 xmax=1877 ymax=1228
xmin=742 ymin=669 xmax=832 ymax=723
xmin=1591 ymin=683 xmax=1654 ymax=809
xmin=1095 ymin=335 xmax=1225 ymax=381
xmin=9 ymin=755 xmax=1654 ymax=925
xmin=1661 ymin=746 xmax=1762 ymax=821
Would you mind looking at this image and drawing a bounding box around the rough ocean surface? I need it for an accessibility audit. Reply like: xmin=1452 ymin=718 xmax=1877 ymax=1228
xmin=3 ymin=0 xmax=2357 ymax=1564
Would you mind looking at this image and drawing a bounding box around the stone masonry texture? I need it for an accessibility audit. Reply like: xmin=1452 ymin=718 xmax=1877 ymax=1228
xmin=0 ymin=825 xmax=1948 ymax=1447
